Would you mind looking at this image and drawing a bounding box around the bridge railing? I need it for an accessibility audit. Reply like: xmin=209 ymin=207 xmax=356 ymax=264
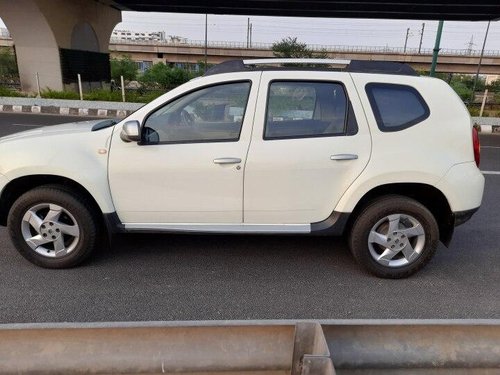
xmin=1 ymin=319 xmax=499 ymax=374
xmin=109 ymin=37 xmax=500 ymax=57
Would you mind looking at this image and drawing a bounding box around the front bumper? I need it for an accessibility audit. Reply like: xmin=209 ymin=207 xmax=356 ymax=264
xmin=453 ymin=207 xmax=480 ymax=227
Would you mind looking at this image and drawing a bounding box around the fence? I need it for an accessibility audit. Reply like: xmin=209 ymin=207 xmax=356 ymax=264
xmin=109 ymin=37 xmax=500 ymax=57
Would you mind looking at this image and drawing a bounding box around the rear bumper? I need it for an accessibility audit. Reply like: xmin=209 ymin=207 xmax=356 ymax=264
xmin=435 ymin=162 xmax=484 ymax=212
xmin=453 ymin=207 xmax=479 ymax=227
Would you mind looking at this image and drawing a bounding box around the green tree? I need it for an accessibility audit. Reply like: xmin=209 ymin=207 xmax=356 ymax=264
xmin=433 ymin=73 xmax=488 ymax=102
xmin=272 ymin=37 xmax=327 ymax=59
xmin=110 ymin=55 xmax=138 ymax=81
xmin=0 ymin=48 xmax=19 ymax=80
xmin=494 ymin=92 xmax=500 ymax=105
xmin=488 ymin=79 xmax=500 ymax=94
xmin=450 ymin=81 xmax=473 ymax=101
xmin=139 ymin=62 xmax=195 ymax=90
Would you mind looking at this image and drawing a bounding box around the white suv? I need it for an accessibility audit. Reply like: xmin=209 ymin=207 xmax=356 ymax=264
xmin=0 ymin=59 xmax=484 ymax=278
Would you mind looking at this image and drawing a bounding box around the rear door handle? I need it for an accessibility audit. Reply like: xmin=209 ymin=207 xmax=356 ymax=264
xmin=330 ymin=154 xmax=358 ymax=161
xmin=213 ymin=157 xmax=242 ymax=165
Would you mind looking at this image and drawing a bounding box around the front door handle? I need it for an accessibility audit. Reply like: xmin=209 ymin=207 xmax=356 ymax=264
xmin=330 ymin=154 xmax=358 ymax=161
xmin=213 ymin=157 xmax=242 ymax=165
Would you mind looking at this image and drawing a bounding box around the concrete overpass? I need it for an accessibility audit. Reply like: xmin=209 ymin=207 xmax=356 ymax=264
xmin=1 ymin=0 xmax=499 ymax=92
xmin=0 ymin=0 xmax=121 ymax=92
xmin=109 ymin=40 xmax=500 ymax=75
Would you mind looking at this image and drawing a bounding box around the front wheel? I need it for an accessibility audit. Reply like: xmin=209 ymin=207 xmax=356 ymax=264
xmin=8 ymin=185 xmax=99 ymax=268
xmin=349 ymin=196 xmax=439 ymax=279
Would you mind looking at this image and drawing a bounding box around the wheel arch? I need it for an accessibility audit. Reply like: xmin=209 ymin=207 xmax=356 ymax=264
xmin=345 ymin=183 xmax=454 ymax=246
xmin=0 ymin=175 xmax=105 ymax=228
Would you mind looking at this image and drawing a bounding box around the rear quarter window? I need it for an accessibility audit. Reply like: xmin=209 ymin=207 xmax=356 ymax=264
xmin=366 ymin=83 xmax=430 ymax=132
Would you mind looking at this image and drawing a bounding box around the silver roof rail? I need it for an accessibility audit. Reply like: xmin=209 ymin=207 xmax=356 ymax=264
xmin=242 ymin=58 xmax=351 ymax=66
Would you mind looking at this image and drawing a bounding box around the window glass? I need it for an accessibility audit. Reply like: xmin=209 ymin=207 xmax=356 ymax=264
xmin=143 ymin=82 xmax=251 ymax=144
xmin=265 ymin=81 xmax=348 ymax=139
xmin=366 ymin=83 xmax=430 ymax=131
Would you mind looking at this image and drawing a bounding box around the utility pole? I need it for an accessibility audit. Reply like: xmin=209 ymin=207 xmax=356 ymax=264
xmin=430 ymin=20 xmax=444 ymax=77
xmin=204 ymin=14 xmax=208 ymax=72
xmin=471 ymin=21 xmax=491 ymax=103
xmin=249 ymin=23 xmax=253 ymax=48
xmin=418 ymin=23 xmax=425 ymax=54
xmin=246 ymin=18 xmax=250 ymax=48
xmin=466 ymin=35 xmax=475 ymax=55
xmin=404 ymin=27 xmax=410 ymax=53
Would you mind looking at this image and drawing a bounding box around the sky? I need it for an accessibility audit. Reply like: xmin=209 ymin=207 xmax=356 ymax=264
xmin=1 ymin=11 xmax=499 ymax=51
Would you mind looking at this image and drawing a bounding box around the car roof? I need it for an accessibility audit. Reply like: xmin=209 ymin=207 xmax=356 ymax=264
xmin=204 ymin=59 xmax=419 ymax=77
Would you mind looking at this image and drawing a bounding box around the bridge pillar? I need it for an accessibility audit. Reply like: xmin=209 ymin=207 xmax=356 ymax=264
xmin=0 ymin=0 xmax=121 ymax=92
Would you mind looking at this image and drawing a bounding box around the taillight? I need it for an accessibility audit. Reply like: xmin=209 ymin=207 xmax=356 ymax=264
xmin=472 ymin=126 xmax=480 ymax=167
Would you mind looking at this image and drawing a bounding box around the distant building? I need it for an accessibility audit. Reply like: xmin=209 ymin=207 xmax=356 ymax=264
xmin=112 ymin=29 xmax=166 ymax=42
xmin=0 ymin=28 xmax=11 ymax=39
xmin=485 ymin=75 xmax=499 ymax=85
xmin=167 ymin=35 xmax=188 ymax=44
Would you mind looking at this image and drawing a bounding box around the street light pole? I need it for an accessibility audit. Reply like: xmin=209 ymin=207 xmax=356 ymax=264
xmin=418 ymin=23 xmax=425 ymax=54
xmin=470 ymin=21 xmax=491 ymax=103
xmin=246 ymin=17 xmax=250 ymax=48
xmin=204 ymin=14 xmax=208 ymax=72
xmin=430 ymin=20 xmax=444 ymax=77
xmin=404 ymin=27 xmax=410 ymax=53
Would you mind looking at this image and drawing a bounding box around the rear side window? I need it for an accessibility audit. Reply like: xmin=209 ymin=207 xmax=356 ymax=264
xmin=264 ymin=81 xmax=352 ymax=140
xmin=366 ymin=83 xmax=430 ymax=132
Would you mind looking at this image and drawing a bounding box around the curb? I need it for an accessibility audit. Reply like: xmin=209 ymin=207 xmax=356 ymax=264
xmin=478 ymin=125 xmax=500 ymax=134
xmin=0 ymin=104 xmax=134 ymax=118
xmin=472 ymin=117 xmax=500 ymax=134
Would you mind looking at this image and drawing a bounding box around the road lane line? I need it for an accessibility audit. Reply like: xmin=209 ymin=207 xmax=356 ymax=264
xmin=482 ymin=171 xmax=500 ymax=175
xmin=481 ymin=146 xmax=500 ymax=149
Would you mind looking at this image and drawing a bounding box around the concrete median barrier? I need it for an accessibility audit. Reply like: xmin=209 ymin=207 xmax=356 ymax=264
xmin=0 ymin=320 xmax=498 ymax=374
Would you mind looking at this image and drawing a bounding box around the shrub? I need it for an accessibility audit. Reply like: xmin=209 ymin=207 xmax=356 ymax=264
xmin=41 ymin=88 xmax=79 ymax=100
xmin=84 ymin=89 xmax=122 ymax=102
xmin=468 ymin=106 xmax=480 ymax=116
xmin=0 ymin=85 xmax=25 ymax=97
xmin=139 ymin=63 xmax=197 ymax=90
xmin=0 ymin=48 xmax=19 ymax=81
xmin=111 ymin=55 xmax=138 ymax=82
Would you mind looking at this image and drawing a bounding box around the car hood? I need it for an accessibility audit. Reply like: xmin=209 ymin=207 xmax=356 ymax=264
xmin=0 ymin=119 xmax=118 ymax=144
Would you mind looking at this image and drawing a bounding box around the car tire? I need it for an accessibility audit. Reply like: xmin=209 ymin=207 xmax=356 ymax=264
xmin=349 ymin=195 xmax=439 ymax=279
xmin=8 ymin=185 xmax=99 ymax=268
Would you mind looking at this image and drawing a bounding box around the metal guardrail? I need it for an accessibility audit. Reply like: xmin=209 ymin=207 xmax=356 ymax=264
xmin=0 ymin=320 xmax=498 ymax=374
xmin=109 ymin=37 xmax=500 ymax=57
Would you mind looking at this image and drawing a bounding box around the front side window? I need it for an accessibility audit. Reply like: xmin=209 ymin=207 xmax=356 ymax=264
xmin=264 ymin=81 xmax=348 ymax=140
xmin=143 ymin=81 xmax=251 ymax=144
xmin=366 ymin=83 xmax=430 ymax=132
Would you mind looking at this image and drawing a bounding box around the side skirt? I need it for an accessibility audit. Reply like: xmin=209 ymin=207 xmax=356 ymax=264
xmin=103 ymin=212 xmax=351 ymax=236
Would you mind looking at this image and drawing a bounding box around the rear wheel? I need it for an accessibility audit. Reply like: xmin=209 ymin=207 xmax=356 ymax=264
xmin=8 ymin=185 xmax=99 ymax=268
xmin=349 ymin=195 xmax=439 ymax=278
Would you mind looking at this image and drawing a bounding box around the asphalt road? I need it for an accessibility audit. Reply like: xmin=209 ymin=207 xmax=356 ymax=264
xmin=0 ymin=113 xmax=498 ymax=323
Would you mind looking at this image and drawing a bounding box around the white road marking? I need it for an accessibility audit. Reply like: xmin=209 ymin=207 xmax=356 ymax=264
xmin=481 ymin=146 xmax=500 ymax=149
xmin=482 ymin=171 xmax=500 ymax=175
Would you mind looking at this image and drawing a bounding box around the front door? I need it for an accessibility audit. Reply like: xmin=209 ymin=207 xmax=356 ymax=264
xmin=108 ymin=76 xmax=260 ymax=225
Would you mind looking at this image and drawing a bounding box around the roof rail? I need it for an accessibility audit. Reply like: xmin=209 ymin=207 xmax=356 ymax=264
xmin=243 ymin=58 xmax=351 ymax=66
xmin=204 ymin=59 xmax=418 ymax=77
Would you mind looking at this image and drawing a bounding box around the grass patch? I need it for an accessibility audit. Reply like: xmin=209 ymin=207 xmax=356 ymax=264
xmin=41 ymin=88 xmax=80 ymax=100
xmin=0 ymin=86 xmax=26 ymax=97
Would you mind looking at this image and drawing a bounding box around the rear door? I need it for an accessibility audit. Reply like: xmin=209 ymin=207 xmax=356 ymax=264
xmin=244 ymin=71 xmax=371 ymax=224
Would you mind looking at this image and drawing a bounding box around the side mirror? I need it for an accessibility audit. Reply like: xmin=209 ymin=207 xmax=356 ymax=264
xmin=120 ymin=120 xmax=141 ymax=143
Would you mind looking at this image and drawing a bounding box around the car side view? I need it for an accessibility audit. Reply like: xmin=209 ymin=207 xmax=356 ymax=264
xmin=0 ymin=59 xmax=484 ymax=278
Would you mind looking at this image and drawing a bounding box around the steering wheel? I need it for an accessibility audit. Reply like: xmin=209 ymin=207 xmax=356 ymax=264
xmin=180 ymin=110 xmax=194 ymax=126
